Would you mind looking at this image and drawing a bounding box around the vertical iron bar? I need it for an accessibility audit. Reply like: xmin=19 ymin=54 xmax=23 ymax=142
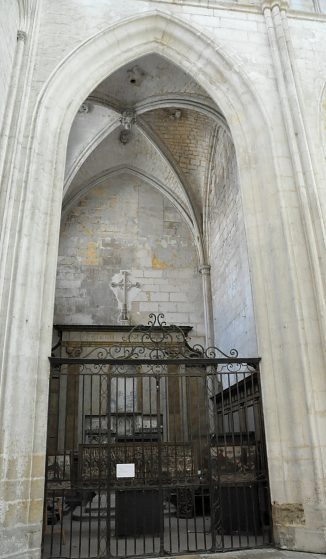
xmin=115 ymin=371 xmax=119 ymax=559
xmin=65 ymin=369 xmax=73 ymax=559
xmin=44 ymin=368 xmax=55 ymax=558
xmin=124 ymin=374 xmax=127 ymax=558
xmin=106 ymin=369 xmax=112 ymax=557
xmin=141 ymin=375 xmax=145 ymax=557
xmin=206 ymin=367 xmax=218 ymax=553
xmin=97 ymin=374 xmax=101 ymax=557
xmin=156 ymin=375 xmax=164 ymax=556
xmin=88 ymin=373 xmax=92 ymax=558
xmin=183 ymin=372 xmax=189 ymax=553
xmin=50 ymin=492 xmax=55 ymax=556
xmin=132 ymin=374 xmax=136 ymax=557
xmin=149 ymin=375 xmax=155 ymax=554
xmin=212 ymin=367 xmax=223 ymax=551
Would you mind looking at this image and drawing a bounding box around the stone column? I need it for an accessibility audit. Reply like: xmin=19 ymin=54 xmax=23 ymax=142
xmin=0 ymin=4 xmax=46 ymax=557
xmin=0 ymin=30 xmax=26 ymax=185
xmin=261 ymin=0 xmax=326 ymax=551
xmin=0 ymin=30 xmax=27 ymax=309
xmin=199 ymin=264 xmax=214 ymax=348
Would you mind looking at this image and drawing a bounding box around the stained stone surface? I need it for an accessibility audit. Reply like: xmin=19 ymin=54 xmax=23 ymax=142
xmin=1 ymin=1 xmax=326 ymax=558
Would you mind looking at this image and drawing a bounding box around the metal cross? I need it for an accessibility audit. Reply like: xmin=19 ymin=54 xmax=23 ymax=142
xmin=111 ymin=270 xmax=140 ymax=322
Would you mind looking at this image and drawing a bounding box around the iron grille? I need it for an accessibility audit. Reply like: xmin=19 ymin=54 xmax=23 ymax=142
xmin=43 ymin=314 xmax=272 ymax=558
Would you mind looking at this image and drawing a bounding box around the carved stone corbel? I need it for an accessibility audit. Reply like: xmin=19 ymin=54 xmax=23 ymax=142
xmin=78 ymin=102 xmax=90 ymax=114
xmin=198 ymin=264 xmax=211 ymax=276
xmin=261 ymin=0 xmax=289 ymax=11
xmin=119 ymin=110 xmax=136 ymax=144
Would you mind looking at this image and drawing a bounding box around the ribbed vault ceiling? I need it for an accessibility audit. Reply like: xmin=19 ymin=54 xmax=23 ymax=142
xmin=63 ymin=53 xmax=232 ymax=260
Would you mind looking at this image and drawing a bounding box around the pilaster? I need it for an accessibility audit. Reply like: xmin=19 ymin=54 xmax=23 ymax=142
xmin=262 ymin=0 xmax=326 ymax=550
xmin=0 ymin=2 xmax=43 ymax=558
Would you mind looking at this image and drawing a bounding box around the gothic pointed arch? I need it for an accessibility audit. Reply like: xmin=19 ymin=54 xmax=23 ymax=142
xmin=1 ymin=13 xmax=292 ymax=542
xmin=22 ymin=10 xmax=278 ymax=344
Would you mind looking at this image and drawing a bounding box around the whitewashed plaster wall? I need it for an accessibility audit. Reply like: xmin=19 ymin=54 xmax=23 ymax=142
xmin=208 ymin=128 xmax=257 ymax=356
xmin=55 ymin=175 xmax=205 ymax=342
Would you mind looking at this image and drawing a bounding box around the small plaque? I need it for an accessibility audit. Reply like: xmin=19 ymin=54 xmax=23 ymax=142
xmin=116 ymin=463 xmax=135 ymax=478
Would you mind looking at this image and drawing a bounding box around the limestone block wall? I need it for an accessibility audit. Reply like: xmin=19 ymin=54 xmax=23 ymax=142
xmin=142 ymin=108 xmax=214 ymax=210
xmin=55 ymin=176 xmax=205 ymax=342
xmin=135 ymin=0 xmax=323 ymax=13
xmin=207 ymin=128 xmax=257 ymax=356
xmin=28 ymin=0 xmax=326 ymax=149
xmin=34 ymin=1 xmax=267 ymax=101
xmin=290 ymin=0 xmax=326 ymax=12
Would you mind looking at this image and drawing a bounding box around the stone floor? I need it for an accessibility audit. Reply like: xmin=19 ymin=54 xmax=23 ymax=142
xmin=43 ymin=512 xmax=268 ymax=558
xmin=42 ymin=518 xmax=326 ymax=559
xmin=177 ymin=552 xmax=326 ymax=559
xmin=43 ymin=494 xmax=326 ymax=559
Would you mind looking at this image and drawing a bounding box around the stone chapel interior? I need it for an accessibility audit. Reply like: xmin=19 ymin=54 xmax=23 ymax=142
xmin=45 ymin=53 xmax=270 ymax=557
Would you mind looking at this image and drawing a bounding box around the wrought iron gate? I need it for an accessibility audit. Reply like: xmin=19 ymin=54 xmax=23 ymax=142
xmin=43 ymin=314 xmax=272 ymax=558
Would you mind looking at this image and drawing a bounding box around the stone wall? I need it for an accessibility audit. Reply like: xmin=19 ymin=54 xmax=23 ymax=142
xmin=55 ymin=175 xmax=205 ymax=342
xmin=134 ymin=0 xmax=324 ymax=13
xmin=290 ymin=0 xmax=325 ymax=12
xmin=207 ymin=128 xmax=257 ymax=356
xmin=142 ymin=108 xmax=214 ymax=210
xmin=1 ymin=2 xmax=326 ymax=557
xmin=0 ymin=0 xmax=18 ymax=130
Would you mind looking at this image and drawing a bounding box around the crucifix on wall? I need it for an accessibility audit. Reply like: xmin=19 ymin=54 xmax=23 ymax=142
xmin=110 ymin=270 xmax=141 ymax=324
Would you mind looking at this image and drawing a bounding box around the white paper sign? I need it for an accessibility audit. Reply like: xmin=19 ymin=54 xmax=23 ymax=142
xmin=116 ymin=463 xmax=135 ymax=478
